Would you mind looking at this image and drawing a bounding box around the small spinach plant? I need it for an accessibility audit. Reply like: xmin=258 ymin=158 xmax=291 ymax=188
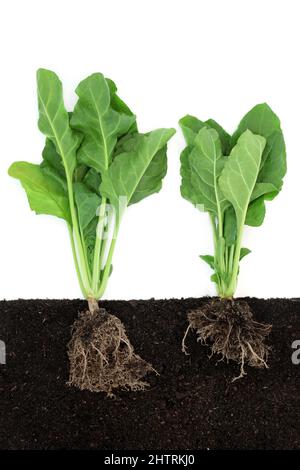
xmin=180 ymin=104 xmax=286 ymax=377
xmin=9 ymin=69 xmax=175 ymax=393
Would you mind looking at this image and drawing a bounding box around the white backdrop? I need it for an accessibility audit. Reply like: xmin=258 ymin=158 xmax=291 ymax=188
xmin=0 ymin=0 xmax=299 ymax=300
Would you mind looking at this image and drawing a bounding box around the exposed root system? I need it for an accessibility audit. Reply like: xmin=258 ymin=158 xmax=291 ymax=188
xmin=68 ymin=308 xmax=154 ymax=395
xmin=182 ymin=299 xmax=272 ymax=380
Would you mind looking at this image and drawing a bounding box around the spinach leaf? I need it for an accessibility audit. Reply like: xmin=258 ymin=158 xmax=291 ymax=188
xmin=232 ymin=103 xmax=286 ymax=226
xmin=37 ymin=69 xmax=80 ymax=178
xmin=188 ymin=127 xmax=228 ymax=215
xmin=9 ymin=162 xmax=71 ymax=222
xmin=219 ymin=130 xmax=265 ymax=227
xmin=70 ymin=73 xmax=135 ymax=175
xmin=100 ymin=128 xmax=175 ymax=212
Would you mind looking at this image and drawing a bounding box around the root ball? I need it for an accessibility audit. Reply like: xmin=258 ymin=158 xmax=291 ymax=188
xmin=68 ymin=308 xmax=153 ymax=394
xmin=182 ymin=299 xmax=272 ymax=380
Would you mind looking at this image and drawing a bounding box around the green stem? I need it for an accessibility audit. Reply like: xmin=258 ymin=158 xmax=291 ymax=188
xmin=98 ymin=229 xmax=109 ymax=275
xmin=210 ymin=212 xmax=226 ymax=296
xmin=96 ymin=223 xmax=119 ymax=299
xmin=97 ymin=203 xmax=114 ymax=283
xmin=79 ymin=224 xmax=92 ymax=284
xmin=92 ymin=197 xmax=107 ymax=293
xmin=217 ymin=210 xmax=223 ymax=238
xmin=225 ymin=246 xmax=229 ymax=272
xmin=228 ymin=245 xmax=235 ymax=273
xmin=209 ymin=213 xmax=217 ymax=250
xmin=67 ymin=223 xmax=87 ymax=298
xmin=226 ymin=227 xmax=243 ymax=297
xmin=66 ymin=175 xmax=91 ymax=295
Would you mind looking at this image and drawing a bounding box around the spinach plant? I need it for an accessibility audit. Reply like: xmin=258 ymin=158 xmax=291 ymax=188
xmin=9 ymin=69 xmax=175 ymax=393
xmin=9 ymin=69 xmax=175 ymax=309
xmin=180 ymin=104 xmax=286 ymax=298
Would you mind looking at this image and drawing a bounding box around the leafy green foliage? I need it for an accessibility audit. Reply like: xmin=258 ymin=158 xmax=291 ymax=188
xmin=180 ymin=103 xmax=286 ymax=298
xmin=9 ymin=161 xmax=71 ymax=222
xmin=188 ymin=127 xmax=228 ymax=214
xmin=219 ymin=130 xmax=266 ymax=226
xmin=9 ymin=69 xmax=175 ymax=300
xmin=36 ymin=69 xmax=81 ymax=177
xmin=100 ymin=129 xmax=174 ymax=211
xmin=70 ymin=73 xmax=135 ymax=175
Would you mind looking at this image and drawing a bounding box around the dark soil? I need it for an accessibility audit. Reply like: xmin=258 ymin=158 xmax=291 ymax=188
xmin=0 ymin=297 xmax=299 ymax=450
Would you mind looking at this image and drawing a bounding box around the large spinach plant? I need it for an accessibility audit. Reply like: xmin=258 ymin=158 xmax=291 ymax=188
xmin=9 ymin=69 xmax=175 ymax=307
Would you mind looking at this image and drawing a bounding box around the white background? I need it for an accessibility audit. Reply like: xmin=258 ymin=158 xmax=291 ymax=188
xmin=0 ymin=0 xmax=299 ymax=300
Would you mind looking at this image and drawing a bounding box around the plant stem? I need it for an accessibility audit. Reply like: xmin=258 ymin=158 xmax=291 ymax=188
xmin=228 ymin=245 xmax=235 ymax=273
xmin=92 ymin=198 xmax=107 ymax=293
xmin=225 ymin=246 xmax=229 ymax=272
xmin=227 ymin=227 xmax=243 ymax=297
xmin=79 ymin=225 xmax=92 ymax=284
xmin=210 ymin=212 xmax=226 ymax=296
xmin=67 ymin=223 xmax=87 ymax=298
xmin=97 ymin=223 xmax=119 ymax=299
xmin=209 ymin=213 xmax=217 ymax=250
xmin=98 ymin=207 xmax=114 ymax=273
xmin=66 ymin=175 xmax=91 ymax=296
xmin=98 ymin=230 xmax=109 ymax=274
xmin=87 ymin=297 xmax=99 ymax=315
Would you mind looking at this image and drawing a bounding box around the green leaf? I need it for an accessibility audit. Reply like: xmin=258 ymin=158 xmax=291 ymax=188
xmin=179 ymin=123 xmax=231 ymax=211
xmin=40 ymin=138 xmax=68 ymax=191
xmin=179 ymin=115 xmax=230 ymax=154
xmin=224 ymin=205 xmax=237 ymax=246
xmin=101 ymin=263 xmax=113 ymax=278
xmin=40 ymin=164 xmax=68 ymax=193
xmin=204 ymin=119 xmax=231 ymax=155
xmin=83 ymin=218 xmax=98 ymax=271
xmin=179 ymin=115 xmax=205 ymax=146
xmin=240 ymin=247 xmax=251 ymax=260
xmin=100 ymin=128 xmax=175 ymax=211
xmin=41 ymin=138 xmax=65 ymax=177
xmin=256 ymin=130 xmax=286 ymax=191
xmin=219 ymin=130 xmax=266 ymax=226
xmin=113 ymin=132 xmax=169 ymax=205
xmin=200 ymin=255 xmax=215 ymax=270
xmin=83 ymin=168 xmax=101 ymax=194
xmin=188 ymin=127 xmax=228 ymax=214
xmin=245 ymin=196 xmax=266 ymax=226
xmin=113 ymin=132 xmax=144 ymax=157
xmin=130 ymin=146 xmax=168 ymax=205
xmin=251 ymin=182 xmax=278 ymax=201
xmin=232 ymin=103 xmax=286 ymax=220
xmin=37 ymin=69 xmax=80 ymax=177
xmin=9 ymin=162 xmax=70 ymax=222
xmin=73 ymin=165 xmax=88 ymax=183
xmin=74 ymin=182 xmax=101 ymax=231
xmin=231 ymin=103 xmax=281 ymax=145
xmin=180 ymin=147 xmax=199 ymax=205
xmin=106 ymin=78 xmax=138 ymax=133
xmin=71 ymin=73 xmax=136 ymax=175
xmin=210 ymin=273 xmax=219 ymax=284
